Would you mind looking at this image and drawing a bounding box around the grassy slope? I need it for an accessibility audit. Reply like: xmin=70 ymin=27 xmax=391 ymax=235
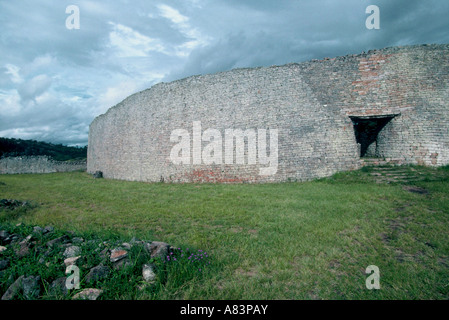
xmin=0 ymin=166 xmax=448 ymax=300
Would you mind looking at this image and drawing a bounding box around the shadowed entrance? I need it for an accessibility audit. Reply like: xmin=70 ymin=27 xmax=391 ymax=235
xmin=350 ymin=115 xmax=396 ymax=158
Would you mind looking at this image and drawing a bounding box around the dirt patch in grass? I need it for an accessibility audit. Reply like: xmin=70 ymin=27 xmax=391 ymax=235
xmin=402 ymin=186 xmax=429 ymax=195
xmin=235 ymin=267 xmax=258 ymax=277
xmin=230 ymin=227 xmax=244 ymax=233
xmin=380 ymin=216 xmax=412 ymax=245
xmin=328 ymin=259 xmax=346 ymax=277
xmin=438 ymin=256 xmax=449 ymax=268
xmin=379 ymin=216 xmax=435 ymax=264
xmin=394 ymin=249 xmax=423 ymax=263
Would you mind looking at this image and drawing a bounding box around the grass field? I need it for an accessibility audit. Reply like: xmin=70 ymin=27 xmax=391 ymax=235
xmin=1 ymin=165 xmax=449 ymax=300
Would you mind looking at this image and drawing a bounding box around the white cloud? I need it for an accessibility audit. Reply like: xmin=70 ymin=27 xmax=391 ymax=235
xmin=4 ymin=64 xmax=23 ymax=84
xmin=96 ymin=80 xmax=143 ymax=115
xmin=0 ymin=90 xmax=22 ymax=117
xmin=17 ymin=74 xmax=52 ymax=102
xmin=108 ymin=22 xmax=167 ymax=57
xmin=157 ymin=4 xmax=190 ymax=24
xmin=156 ymin=4 xmax=210 ymax=56
xmin=0 ymin=127 xmax=48 ymax=140
xmin=22 ymin=54 xmax=55 ymax=76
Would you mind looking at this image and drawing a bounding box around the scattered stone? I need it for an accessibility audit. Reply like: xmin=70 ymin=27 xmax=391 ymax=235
xmin=33 ymin=226 xmax=44 ymax=235
xmin=16 ymin=245 xmax=30 ymax=258
xmin=46 ymin=235 xmax=70 ymax=247
xmin=130 ymin=236 xmax=141 ymax=244
xmin=87 ymin=239 xmax=97 ymax=245
xmin=9 ymin=234 xmax=20 ymax=243
xmin=15 ymin=236 xmax=33 ymax=258
xmin=0 ymin=199 xmax=29 ymax=209
xmin=72 ymin=288 xmax=103 ymax=300
xmin=37 ymin=248 xmax=52 ymax=264
xmin=48 ymin=277 xmax=69 ymax=297
xmin=86 ymin=264 xmax=110 ymax=283
xmin=110 ymin=249 xmax=128 ymax=263
xmin=93 ymin=171 xmax=103 ymax=179
xmin=112 ymin=257 xmax=132 ymax=270
xmin=142 ymin=264 xmax=156 ymax=283
xmin=1 ymin=275 xmax=24 ymax=300
xmin=63 ymin=245 xmax=81 ymax=258
xmin=145 ymin=241 xmax=169 ymax=259
xmin=22 ymin=275 xmax=41 ymax=299
xmin=64 ymin=256 xmax=81 ymax=267
xmin=99 ymin=247 xmax=109 ymax=260
xmin=121 ymin=242 xmax=132 ymax=250
xmin=0 ymin=230 xmax=10 ymax=242
xmin=0 ymin=259 xmax=9 ymax=271
xmin=0 ymin=274 xmax=41 ymax=300
xmin=43 ymin=226 xmax=54 ymax=234
xmin=72 ymin=237 xmax=84 ymax=244
xmin=15 ymin=244 xmax=30 ymax=258
xmin=0 ymin=224 xmax=174 ymax=300
xmin=34 ymin=245 xmax=46 ymax=255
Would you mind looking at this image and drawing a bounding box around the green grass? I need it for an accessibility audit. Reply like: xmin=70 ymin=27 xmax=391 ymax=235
xmin=1 ymin=165 xmax=448 ymax=299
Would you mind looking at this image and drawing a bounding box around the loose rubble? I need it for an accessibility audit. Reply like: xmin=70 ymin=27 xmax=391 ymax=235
xmin=0 ymin=223 xmax=172 ymax=300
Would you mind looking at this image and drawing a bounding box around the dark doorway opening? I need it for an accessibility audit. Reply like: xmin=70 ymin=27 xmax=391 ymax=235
xmin=350 ymin=115 xmax=395 ymax=158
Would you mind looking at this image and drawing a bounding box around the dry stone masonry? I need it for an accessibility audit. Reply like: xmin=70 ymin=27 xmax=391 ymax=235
xmin=0 ymin=156 xmax=86 ymax=175
xmin=88 ymin=44 xmax=449 ymax=183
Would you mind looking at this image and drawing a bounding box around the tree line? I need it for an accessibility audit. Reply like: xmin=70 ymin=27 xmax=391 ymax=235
xmin=0 ymin=137 xmax=87 ymax=161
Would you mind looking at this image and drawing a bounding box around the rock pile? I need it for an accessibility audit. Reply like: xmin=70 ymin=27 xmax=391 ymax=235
xmin=0 ymin=199 xmax=31 ymax=210
xmin=0 ymin=224 xmax=170 ymax=300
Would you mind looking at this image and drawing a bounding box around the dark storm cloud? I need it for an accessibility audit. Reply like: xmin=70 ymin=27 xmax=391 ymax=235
xmin=0 ymin=0 xmax=448 ymax=145
xmin=166 ymin=0 xmax=449 ymax=81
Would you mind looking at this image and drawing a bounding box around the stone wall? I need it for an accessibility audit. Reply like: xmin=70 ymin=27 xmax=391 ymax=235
xmin=88 ymin=44 xmax=449 ymax=183
xmin=0 ymin=156 xmax=86 ymax=174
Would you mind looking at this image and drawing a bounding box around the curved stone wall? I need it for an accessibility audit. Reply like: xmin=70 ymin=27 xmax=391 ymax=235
xmin=88 ymin=44 xmax=449 ymax=183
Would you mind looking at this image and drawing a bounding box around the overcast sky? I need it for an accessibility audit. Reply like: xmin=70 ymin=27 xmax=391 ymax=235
xmin=1 ymin=0 xmax=448 ymax=146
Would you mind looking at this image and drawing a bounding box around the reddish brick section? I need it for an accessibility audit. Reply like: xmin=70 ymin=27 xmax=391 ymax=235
xmin=182 ymin=169 xmax=255 ymax=184
xmin=352 ymin=54 xmax=392 ymax=96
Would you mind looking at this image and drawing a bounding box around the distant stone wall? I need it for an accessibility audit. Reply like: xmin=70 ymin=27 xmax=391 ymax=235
xmin=88 ymin=44 xmax=449 ymax=183
xmin=0 ymin=156 xmax=86 ymax=174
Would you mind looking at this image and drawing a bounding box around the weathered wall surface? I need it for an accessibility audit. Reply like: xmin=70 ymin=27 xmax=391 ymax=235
xmin=299 ymin=44 xmax=449 ymax=167
xmin=88 ymin=44 xmax=449 ymax=183
xmin=0 ymin=156 xmax=87 ymax=174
